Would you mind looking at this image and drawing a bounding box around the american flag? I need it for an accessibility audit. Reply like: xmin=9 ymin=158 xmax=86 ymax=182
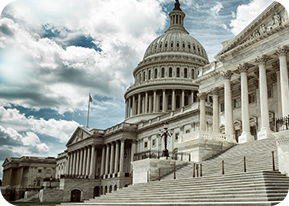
xmin=89 ymin=94 xmax=93 ymax=102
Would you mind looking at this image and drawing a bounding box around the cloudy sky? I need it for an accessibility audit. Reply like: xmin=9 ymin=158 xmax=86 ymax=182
xmin=0 ymin=0 xmax=288 ymax=179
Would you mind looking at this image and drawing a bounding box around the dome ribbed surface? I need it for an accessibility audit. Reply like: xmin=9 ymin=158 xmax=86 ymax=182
xmin=143 ymin=30 xmax=208 ymax=61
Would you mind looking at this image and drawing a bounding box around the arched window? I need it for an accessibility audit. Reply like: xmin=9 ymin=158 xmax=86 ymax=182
xmin=192 ymin=69 xmax=195 ymax=79
xmin=169 ymin=67 xmax=172 ymax=77
xmin=165 ymin=42 xmax=167 ymax=48
xmin=161 ymin=68 xmax=165 ymax=78
xmin=160 ymin=43 xmax=162 ymax=48
xmin=114 ymin=185 xmax=117 ymax=191
xmin=71 ymin=189 xmax=81 ymax=202
xmin=193 ymin=45 xmax=196 ymax=50
xmin=183 ymin=42 xmax=185 ymax=48
xmin=94 ymin=186 xmax=100 ymax=197
xmin=176 ymin=95 xmax=180 ymax=109
xmin=176 ymin=15 xmax=178 ymax=24
xmin=171 ymin=42 xmax=173 ymax=47
xmin=177 ymin=68 xmax=180 ymax=77
xmin=155 ymin=69 xmax=158 ymax=78
xmin=184 ymin=96 xmax=189 ymax=106
xmin=184 ymin=68 xmax=187 ymax=78
xmin=188 ymin=44 xmax=191 ymax=49
xmin=109 ymin=185 xmax=112 ymax=193
xmin=148 ymin=70 xmax=151 ymax=80
xmin=177 ymin=42 xmax=179 ymax=47
xmin=168 ymin=95 xmax=172 ymax=111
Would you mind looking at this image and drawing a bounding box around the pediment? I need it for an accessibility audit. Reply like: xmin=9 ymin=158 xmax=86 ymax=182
xmin=215 ymin=2 xmax=288 ymax=60
xmin=66 ymin=126 xmax=92 ymax=146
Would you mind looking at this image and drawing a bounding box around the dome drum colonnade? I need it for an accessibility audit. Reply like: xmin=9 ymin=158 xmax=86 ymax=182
xmin=124 ymin=0 xmax=209 ymax=122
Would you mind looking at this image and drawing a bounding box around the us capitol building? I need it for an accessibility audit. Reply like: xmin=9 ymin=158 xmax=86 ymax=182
xmin=2 ymin=0 xmax=289 ymax=204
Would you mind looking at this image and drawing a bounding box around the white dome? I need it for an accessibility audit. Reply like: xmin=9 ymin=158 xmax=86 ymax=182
xmin=143 ymin=30 xmax=209 ymax=61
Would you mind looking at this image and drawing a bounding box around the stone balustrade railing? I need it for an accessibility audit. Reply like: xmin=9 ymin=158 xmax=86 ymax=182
xmin=179 ymin=130 xmax=233 ymax=143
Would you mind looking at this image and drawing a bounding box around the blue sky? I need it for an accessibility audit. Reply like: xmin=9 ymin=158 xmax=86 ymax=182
xmin=0 ymin=0 xmax=287 ymax=179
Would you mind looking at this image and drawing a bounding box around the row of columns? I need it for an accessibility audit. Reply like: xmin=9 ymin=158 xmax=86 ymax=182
xmin=198 ymin=46 xmax=289 ymax=143
xmin=101 ymin=139 xmax=136 ymax=178
xmin=66 ymin=144 xmax=97 ymax=179
xmin=125 ymin=89 xmax=197 ymax=118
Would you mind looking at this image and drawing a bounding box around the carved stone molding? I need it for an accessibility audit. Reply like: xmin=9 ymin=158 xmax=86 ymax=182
xmin=221 ymin=70 xmax=232 ymax=80
xmin=276 ymin=46 xmax=288 ymax=57
xmin=276 ymin=136 xmax=289 ymax=145
xmin=255 ymin=55 xmax=268 ymax=65
xmin=197 ymin=92 xmax=207 ymax=100
xmin=237 ymin=63 xmax=249 ymax=73
xmin=211 ymin=87 xmax=220 ymax=95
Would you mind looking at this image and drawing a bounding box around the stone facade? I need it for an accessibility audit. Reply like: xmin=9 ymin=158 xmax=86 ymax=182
xmin=1 ymin=156 xmax=56 ymax=201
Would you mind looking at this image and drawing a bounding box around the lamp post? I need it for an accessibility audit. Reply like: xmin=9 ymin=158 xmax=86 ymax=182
xmin=159 ymin=122 xmax=173 ymax=157
xmin=50 ymin=176 xmax=52 ymax=188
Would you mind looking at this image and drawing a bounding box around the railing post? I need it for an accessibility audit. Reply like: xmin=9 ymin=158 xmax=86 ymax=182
xmin=174 ymin=166 xmax=176 ymax=179
xmin=222 ymin=160 xmax=224 ymax=175
xmin=272 ymin=151 xmax=275 ymax=171
xmin=200 ymin=164 xmax=202 ymax=177
xmin=158 ymin=168 xmax=160 ymax=181
xmin=244 ymin=156 xmax=246 ymax=173
xmin=193 ymin=163 xmax=195 ymax=178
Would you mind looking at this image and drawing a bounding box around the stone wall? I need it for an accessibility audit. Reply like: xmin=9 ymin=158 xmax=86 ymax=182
xmin=39 ymin=189 xmax=63 ymax=202
xmin=274 ymin=130 xmax=289 ymax=176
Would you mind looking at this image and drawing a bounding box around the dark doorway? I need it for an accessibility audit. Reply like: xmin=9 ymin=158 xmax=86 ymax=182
xmin=71 ymin=189 xmax=81 ymax=202
xmin=94 ymin=186 xmax=100 ymax=197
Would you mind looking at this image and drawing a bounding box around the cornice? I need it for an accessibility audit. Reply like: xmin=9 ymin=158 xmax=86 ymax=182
xmin=194 ymin=70 xmax=220 ymax=84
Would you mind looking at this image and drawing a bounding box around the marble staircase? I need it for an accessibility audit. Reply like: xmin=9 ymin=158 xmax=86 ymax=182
xmin=59 ymin=137 xmax=289 ymax=206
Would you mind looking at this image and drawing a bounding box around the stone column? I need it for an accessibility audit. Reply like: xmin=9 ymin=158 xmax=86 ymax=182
xmin=114 ymin=141 xmax=119 ymax=175
xmin=172 ymin=89 xmax=176 ymax=111
xmin=118 ymin=139 xmax=125 ymax=177
xmin=100 ymin=146 xmax=105 ymax=177
xmin=198 ymin=92 xmax=207 ymax=131
xmin=110 ymin=142 xmax=115 ymax=175
xmin=75 ymin=150 xmax=80 ymax=176
xmin=105 ymin=144 xmax=110 ymax=178
xmin=125 ymin=100 xmax=128 ymax=119
xmin=89 ymin=144 xmax=96 ymax=179
xmin=138 ymin=93 xmax=141 ymax=115
xmin=79 ymin=148 xmax=83 ymax=177
xmin=212 ymin=88 xmax=219 ymax=133
xmin=82 ymin=147 xmax=87 ymax=177
xmin=191 ymin=90 xmax=194 ymax=104
xmin=256 ymin=56 xmax=274 ymax=139
xmin=153 ymin=90 xmax=157 ymax=113
xmin=132 ymin=95 xmax=136 ymax=116
xmin=238 ymin=63 xmax=254 ymax=143
xmin=68 ymin=153 xmax=72 ymax=176
xmin=162 ymin=90 xmax=166 ymax=112
xmin=274 ymin=61 xmax=282 ymax=118
xmin=86 ymin=146 xmax=91 ymax=177
xmin=72 ymin=151 xmax=77 ymax=176
xmin=145 ymin=92 xmax=148 ymax=113
xmin=149 ymin=94 xmax=153 ymax=113
xmin=131 ymin=140 xmax=136 ymax=172
xmin=222 ymin=70 xmax=234 ymax=141
xmin=181 ymin=89 xmax=185 ymax=107
xmin=276 ymin=46 xmax=289 ymax=117
xmin=142 ymin=95 xmax=145 ymax=113
xmin=128 ymin=97 xmax=131 ymax=118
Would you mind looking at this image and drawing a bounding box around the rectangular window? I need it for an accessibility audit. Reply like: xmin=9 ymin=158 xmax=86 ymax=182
xmin=249 ymin=93 xmax=255 ymax=103
xmin=267 ymin=87 xmax=272 ymax=98
xmin=152 ymin=139 xmax=156 ymax=147
xmin=37 ymin=180 xmax=41 ymax=186
xmin=175 ymin=133 xmax=179 ymax=141
xmin=38 ymin=169 xmax=42 ymax=173
xmin=220 ymin=103 xmax=224 ymax=112
xmin=144 ymin=142 xmax=148 ymax=149
xmin=234 ymin=98 xmax=241 ymax=108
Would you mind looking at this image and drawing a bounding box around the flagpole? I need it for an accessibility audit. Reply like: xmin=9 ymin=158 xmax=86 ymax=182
xmin=87 ymin=93 xmax=91 ymax=127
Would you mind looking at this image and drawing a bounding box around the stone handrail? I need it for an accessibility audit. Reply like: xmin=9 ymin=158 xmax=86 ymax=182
xmin=180 ymin=131 xmax=232 ymax=143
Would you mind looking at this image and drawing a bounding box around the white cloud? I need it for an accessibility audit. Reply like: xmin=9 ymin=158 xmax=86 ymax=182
xmin=0 ymin=106 xmax=79 ymax=143
xmin=0 ymin=0 xmax=167 ymax=113
xmin=210 ymin=2 xmax=223 ymax=17
xmin=229 ymin=0 xmax=274 ymax=35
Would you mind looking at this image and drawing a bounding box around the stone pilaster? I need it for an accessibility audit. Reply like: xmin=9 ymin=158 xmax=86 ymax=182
xmin=114 ymin=141 xmax=119 ymax=175
xmin=211 ymin=87 xmax=219 ymax=133
xmin=118 ymin=139 xmax=125 ymax=177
